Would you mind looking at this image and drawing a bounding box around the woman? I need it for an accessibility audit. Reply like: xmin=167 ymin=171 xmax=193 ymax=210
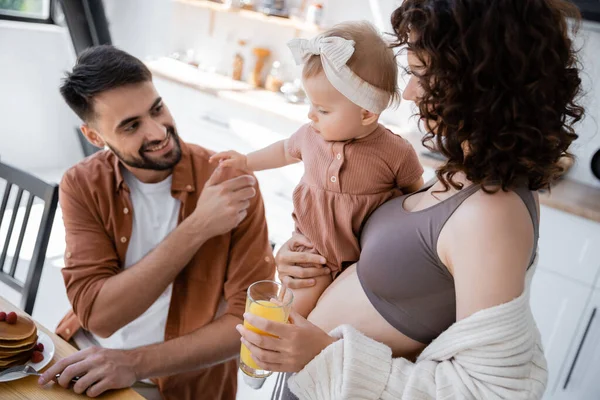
xmin=237 ymin=0 xmax=584 ymax=398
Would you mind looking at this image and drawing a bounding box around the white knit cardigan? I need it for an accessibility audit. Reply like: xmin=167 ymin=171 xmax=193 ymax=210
xmin=288 ymin=266 xmax=548 ymax=400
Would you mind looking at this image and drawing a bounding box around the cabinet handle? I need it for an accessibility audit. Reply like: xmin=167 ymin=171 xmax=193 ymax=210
xmin=200 ymin=114 xmax=229 ymax=129
xmin=563 ymin=307 xmax=597 ymax=390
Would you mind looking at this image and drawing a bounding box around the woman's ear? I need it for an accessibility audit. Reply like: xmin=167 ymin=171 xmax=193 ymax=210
xmin=361 ymin=109 xmax=379 ymax=126
xmin=80 ymin=124 xmax=106 ymax=148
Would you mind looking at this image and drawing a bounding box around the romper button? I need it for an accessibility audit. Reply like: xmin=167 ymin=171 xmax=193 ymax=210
xmin=66 ymin=252 xmax=72 ymax=259
xmin=336 ymin=153 xmax=341 ymax=160
xmin=123 ymin=207 xmax=129 ymax=214
xmin=186 ymin=185 xmax=193 ymax=191
xmin=66 ymin=328 xmax=71 ymax=335
xmin=121 ymin=237 xmax=127 ymax=243
xmin=330 ymin=176 xmax=337 ymax=183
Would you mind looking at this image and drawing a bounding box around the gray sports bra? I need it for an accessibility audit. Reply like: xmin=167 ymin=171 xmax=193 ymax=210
xmin=357 ymin=183 xmax=539 ymax=344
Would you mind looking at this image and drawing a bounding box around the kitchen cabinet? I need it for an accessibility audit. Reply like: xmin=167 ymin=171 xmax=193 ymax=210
xmin=537 ymin=206 xmax=600 ymax=285
xmin=532 ymin=206 xmax=600 ymax=399
xmin=530 ymin=269 xmax=593 ymax=398
xmin=552 ymin=289 xmax=600 ymax=400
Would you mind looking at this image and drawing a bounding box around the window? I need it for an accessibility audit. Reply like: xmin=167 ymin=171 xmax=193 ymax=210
xmin=0 ymin=0 xmax=54 ymax=23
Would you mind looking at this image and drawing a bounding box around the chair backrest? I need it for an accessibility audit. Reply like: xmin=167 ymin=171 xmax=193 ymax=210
xmin=0 ymin=162 xmax=59 ymax=314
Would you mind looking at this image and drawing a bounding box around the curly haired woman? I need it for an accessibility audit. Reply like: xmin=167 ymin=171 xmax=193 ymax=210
xmin=236 ymin=1 xmax=585 ymax=398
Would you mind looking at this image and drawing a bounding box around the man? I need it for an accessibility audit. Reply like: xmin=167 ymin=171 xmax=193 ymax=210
xmin=40 ymin=45 xmax=275 ymax=400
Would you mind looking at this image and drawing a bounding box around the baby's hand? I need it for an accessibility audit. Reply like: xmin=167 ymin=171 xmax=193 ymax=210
xmin=209 ymin=151 xmax=249 ymax=170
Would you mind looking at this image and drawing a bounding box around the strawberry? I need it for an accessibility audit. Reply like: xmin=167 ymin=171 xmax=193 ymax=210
xmin=5 ymin=312 xmax=17 ymax=324
xmin=31 ymin=351 xmax=44 ymax=363
xmin=0 ymin=312 xmax=6 ymax=322
xmin=36 ymin=343 xmax=45 ymax=352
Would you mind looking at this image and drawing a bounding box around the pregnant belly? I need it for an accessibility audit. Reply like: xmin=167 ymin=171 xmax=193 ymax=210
xmin=307 ymin=264 xmax=426 ymax=358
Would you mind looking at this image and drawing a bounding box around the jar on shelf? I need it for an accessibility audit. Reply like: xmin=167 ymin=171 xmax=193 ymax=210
xmin=265 ymin=61 xmax=286 ymax=92
xmin=248 ymin=47 xmax=271 ymax=87
xmin=232 ymin=39 xmax=247 ymax=81
xmin=305 ymin=2 xmax=323 ymax=26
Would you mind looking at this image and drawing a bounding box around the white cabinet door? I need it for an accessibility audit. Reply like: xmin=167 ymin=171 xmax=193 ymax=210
xmin=537 ymin=206 xmax=600 ymax=285
xmin=553 ymin=289 xmax=600 ymax=400
xmin=529 ymin=269 xmax=593 ymax=399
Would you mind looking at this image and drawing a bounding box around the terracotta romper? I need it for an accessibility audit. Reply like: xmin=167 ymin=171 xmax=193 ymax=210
xmin=286 ymin=123 xmax=424 ymax=276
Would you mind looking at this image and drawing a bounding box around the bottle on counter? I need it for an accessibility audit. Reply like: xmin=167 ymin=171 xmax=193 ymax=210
xmin=305 ymin=2 xmax=323 ymax=26
xmin=259 ymin=0 xmax=288 ymax=17
xmin=248 ymin=47 xmax=271 ymax=87
xmin=223 ymin=0 xmax=242 ymax=9
xmin=232 ymin=39 xmax=247 ymax=81
xmin=265 ymin=61 xmax=286 ymax=92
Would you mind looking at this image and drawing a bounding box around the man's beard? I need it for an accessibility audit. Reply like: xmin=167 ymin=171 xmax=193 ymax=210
xmin=107 ymin=125 xmax=183 ymax=171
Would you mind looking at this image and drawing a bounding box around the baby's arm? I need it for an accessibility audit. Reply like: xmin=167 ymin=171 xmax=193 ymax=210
xmin=290 ymin=274 xmax=333 ymax=318
xmin=394 ymin=138 xmax=426 ymax=193
xmin=210 ymin=139 xmax=300 ymax=171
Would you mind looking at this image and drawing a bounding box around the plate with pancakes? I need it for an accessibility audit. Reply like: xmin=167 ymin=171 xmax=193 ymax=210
xmin=0 ymin=312 xmax=54 ymax=382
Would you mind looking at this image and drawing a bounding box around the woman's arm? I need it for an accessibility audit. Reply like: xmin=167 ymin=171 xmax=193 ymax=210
xmin=210 ymin=139 xmax=300 ymax=171
xmin=275 ymin=233 xmax=331 ymax=289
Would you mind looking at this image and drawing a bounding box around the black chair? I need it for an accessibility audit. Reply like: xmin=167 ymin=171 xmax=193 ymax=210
xmin=0 ymin=162 xmax=59 ymax=314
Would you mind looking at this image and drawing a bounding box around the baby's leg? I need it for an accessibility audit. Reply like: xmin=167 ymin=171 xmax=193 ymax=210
xmin=287 ymin=240 xmax=336 ymax=317
xmin=290 ymin=274 xmax=333 ymax=318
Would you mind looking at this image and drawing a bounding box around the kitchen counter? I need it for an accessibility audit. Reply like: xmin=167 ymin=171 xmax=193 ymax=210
xmin=147 ymin=57 xmax=600 ymax=224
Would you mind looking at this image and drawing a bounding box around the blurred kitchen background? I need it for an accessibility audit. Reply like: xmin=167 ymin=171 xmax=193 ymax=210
xmin=1 ymin=0 xmax=600 ymax=399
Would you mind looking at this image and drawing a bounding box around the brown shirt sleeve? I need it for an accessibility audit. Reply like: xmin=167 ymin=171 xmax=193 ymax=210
xmin=395 ymin=138 xmax=425 ymax=188
xmin=59 ymin=171 xmax=120 ymax=330
xmin=222 ymin=178 xmax=276 ymax=318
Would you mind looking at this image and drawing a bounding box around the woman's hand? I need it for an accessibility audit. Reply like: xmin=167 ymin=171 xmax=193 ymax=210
xmin=276 ymin=233 xmax=330 ymax=289
xmin=237 ymin=310 xmax=337 ymax=373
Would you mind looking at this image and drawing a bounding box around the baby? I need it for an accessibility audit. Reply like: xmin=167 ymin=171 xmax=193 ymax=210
xmin=211 ymin=22 xmax=424 ymax=316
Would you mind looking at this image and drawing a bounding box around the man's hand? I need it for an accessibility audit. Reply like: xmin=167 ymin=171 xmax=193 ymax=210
xmin=192 ymin=166 xmax=257 ymax=239
xmin=209 ymin=150 xmax=249 ymax=170
xmin=38 ymin=347 xmax=140 ymax=398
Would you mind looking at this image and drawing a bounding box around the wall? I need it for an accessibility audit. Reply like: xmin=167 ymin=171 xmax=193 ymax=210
xmin=0 ymin=20 xmax=82 ymax=176
xmin=102 ymin=0 xmax=173 ymax=61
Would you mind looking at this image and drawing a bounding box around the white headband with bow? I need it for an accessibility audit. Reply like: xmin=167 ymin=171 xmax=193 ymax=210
xmin=288 ymin=35 xmax=391 ymax=114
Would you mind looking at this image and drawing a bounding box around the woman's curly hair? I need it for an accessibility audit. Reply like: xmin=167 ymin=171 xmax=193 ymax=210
xmin=391 ymin=0 xmax=584 ymax=192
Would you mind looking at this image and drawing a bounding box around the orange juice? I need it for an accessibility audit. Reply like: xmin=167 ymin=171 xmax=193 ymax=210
xmin=240 ymin=299 xmax=288 ymax=373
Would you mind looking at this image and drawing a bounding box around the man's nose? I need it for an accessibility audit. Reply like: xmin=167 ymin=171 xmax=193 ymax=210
xmin=146 ymin=120 xmax=167 ymax=142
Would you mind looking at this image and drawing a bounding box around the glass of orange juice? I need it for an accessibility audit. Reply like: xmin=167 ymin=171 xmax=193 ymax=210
xmin=239 ymin=280 xmax=293 ymax=382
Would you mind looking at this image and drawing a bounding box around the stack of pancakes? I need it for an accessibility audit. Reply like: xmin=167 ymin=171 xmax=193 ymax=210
xmin=0 ymin=314 xmax=38 ymax=369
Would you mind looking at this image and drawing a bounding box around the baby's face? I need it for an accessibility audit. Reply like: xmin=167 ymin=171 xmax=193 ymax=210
xmin=303 ymin=72 xmax=366 ymax=141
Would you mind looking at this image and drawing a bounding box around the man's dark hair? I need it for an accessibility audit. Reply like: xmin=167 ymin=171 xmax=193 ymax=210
xmin=60 ymin=45 xmax=152 ymax=121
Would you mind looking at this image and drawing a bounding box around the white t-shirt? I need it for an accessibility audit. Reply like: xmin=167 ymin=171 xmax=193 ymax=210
xmin=89 ymin=169 xmax=181 ymax=350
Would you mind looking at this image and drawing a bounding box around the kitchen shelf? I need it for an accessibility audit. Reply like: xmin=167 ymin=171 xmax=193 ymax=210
xmin=174 ymin=0 xmax=324 ymax=34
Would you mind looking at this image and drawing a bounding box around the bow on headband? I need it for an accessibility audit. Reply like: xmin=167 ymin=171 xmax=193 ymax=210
xmin=288 ymin=35 xmax=391 ymax=114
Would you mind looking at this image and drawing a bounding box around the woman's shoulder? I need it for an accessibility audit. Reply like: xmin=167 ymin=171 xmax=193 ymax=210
xmin=439 ymin=184 xmax=534 ymax=299
xmin=449 ymin=185 xmax=537 ymax=240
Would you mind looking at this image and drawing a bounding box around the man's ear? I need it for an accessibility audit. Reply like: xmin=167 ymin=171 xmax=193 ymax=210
xmin=80 ymin=124 xmax=106 ymax=148
xmin=361 ymin=109 xmax=379 ymax=126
